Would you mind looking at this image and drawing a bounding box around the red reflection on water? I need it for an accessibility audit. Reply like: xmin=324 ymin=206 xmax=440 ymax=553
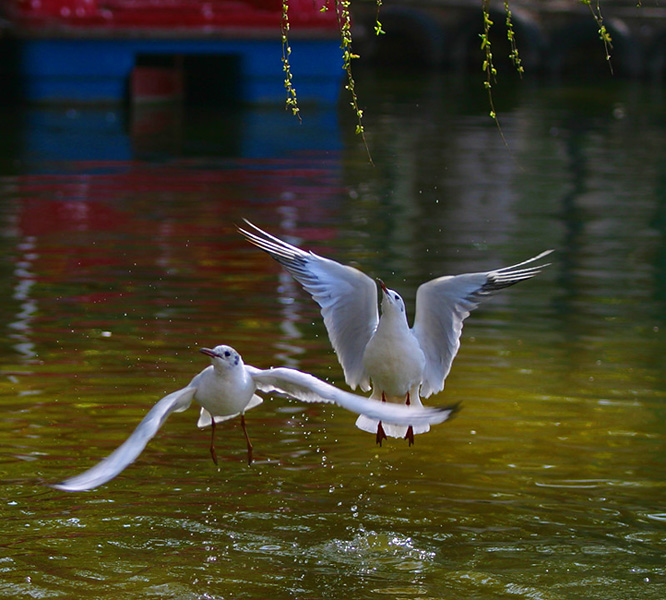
xmin=18 ymin=198 xmax=128 ymax=236
xmin=7 ymin=159 xmax=344 ymax=364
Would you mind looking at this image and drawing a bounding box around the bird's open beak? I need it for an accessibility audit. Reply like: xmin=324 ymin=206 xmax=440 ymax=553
xmin=200 ymin=348 xmax=217 ymax=358
xmin=378 ymin=279 xmax=388 ymax=294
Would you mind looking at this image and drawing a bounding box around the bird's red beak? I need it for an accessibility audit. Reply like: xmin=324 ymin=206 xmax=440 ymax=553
xmin=378 ymin=279 xmax=388 ymax=294
xmin=200 ymin=348 xmax=217 ymax=358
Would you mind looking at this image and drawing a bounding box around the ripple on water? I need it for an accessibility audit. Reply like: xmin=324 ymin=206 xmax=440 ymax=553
xmin=303 ymin=528 xmax=437 ymax=582
xmin=453 ymin=571 xmax=561 ymax=600
xmin=534 ymin=478 xmax=619 ymax=489
xmin=644 ymin=513 xmax=666 ymax=523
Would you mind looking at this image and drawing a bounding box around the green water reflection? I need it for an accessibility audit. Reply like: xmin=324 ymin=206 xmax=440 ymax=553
xmin=1 ymin=75 xmax=665 ymax=599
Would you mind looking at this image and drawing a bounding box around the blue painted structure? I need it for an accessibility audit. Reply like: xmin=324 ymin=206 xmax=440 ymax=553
xmin=1 ymin=0 xmax=345 ymax=104
xmin=14 ymin=36 xmax=343 ymax=104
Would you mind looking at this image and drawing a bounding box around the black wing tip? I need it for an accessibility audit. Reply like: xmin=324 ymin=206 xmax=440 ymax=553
xmin=237 ymin=219 xmax=278 ymax=245
xmin=480 ymin=249 xmax=555 ymax=294
xmin=433 ymin=400 xmax=463 ymax=419
xmin=445 ymin=401 xmax=463 ymax=416
xmin=237 ymin=221 xmax=313 ymax=272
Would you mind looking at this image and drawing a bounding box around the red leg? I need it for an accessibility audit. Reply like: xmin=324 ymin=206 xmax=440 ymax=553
xmin=376 ymin=391 xmax=388 ymax=446
xmin=404 ymin=392 xmax=414 ymax=445
xmin=240 ymin=414 xmax=254 ymax=466
xmin=209 ymin=418 xmax=219 ymax=466
xmin=376 ymin=422 xmax=388 ymax=446
xmin=404 ymin=426 xmax=415 ymax=446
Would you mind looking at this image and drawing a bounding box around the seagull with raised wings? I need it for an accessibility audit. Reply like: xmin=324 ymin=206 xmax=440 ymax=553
xmin=239 ymin=221 xmax=552 ymax=445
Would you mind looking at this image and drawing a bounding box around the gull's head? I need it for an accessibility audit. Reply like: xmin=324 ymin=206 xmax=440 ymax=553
xmin=200 ymin=345 xmax=242 ymax=370
xmin=378 ymin=279 xmax=406 ymax=315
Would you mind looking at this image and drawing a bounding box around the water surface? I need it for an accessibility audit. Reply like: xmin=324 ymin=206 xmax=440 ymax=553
xmin=0 ymin=74 xmax=665 ymax=599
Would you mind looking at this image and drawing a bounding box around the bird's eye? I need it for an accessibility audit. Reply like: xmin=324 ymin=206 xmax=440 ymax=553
xmin=394 ymin=294 xmax=400 ymax=301
xmin=224 ymin=350 xmax=231 ymax=357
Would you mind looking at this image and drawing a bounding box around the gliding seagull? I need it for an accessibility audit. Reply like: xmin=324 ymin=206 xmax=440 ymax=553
xmin=52 ymin=345 xmax=458 ymax=492
xmin=239 ymin=221 xmax=552 ymax=445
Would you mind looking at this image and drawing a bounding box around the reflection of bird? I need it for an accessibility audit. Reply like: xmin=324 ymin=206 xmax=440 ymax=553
xmin=240 ymin=221 xmax=552 ymax=445
xmin=52 ymin=345 xmax=458 ymax=492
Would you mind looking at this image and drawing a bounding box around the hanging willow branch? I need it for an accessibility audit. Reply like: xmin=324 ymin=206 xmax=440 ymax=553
xmin=280 ymin=0 xmax=301 ymax=122
xmin=280 ymin=0 xmax=374 ymax=161
xmin=581 ymin=0 xmax=614 ymax=73
xmin=504 ymin=1 xmax=524 ymax=75
xmin=479 ymin=0 xmax=513 ymax=152
xmin=374 ymin=0 xmax=385 ymax=36
xmin=280 ymin=0 xmax=620 ymax=161
xmin=338 ymin=0 xmax=373 ymax=163
xmin=480 ymin=0 xmax=498 ymax=120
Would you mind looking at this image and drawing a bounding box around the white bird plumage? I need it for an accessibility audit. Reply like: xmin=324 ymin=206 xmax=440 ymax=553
xmin=52 ymin=345 xmax=458 ymax=492
xmin=239 ymin=221 xmax=552 ymax=444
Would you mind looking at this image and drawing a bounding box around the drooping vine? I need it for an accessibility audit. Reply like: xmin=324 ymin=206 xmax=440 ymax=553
xmin=280 ymin=0 xmax=620 ymax=160
xmin=374 ymin=0 xmax=385 ymax=36
xmin=480 ymin=0 xmax=498 ymax=121
xmin=581 ymin=0 xmax=614 ymax=73
xmin=479 ymin=0 xmax=512 ymax=152
xmin=338 ymin=0 xmax=373 ymax=163
xmin=280 ymin=0 xmax=301 ymax=122
xmin=280 ymin=0 xmax=374 ymax=161
xmin=504 ymin=1 xmax=524 ymax=76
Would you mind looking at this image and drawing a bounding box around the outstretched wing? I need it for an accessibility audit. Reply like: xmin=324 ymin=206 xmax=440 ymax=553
xmin=248 ymin=366 xmax=459 ymax=427
xmin=239 ymin=220 xmax=378 ymax=391
xmin=51 ymin=386 xmax=197 ymax=492
xmin=412 ymin=250 xmax=553 ymax=398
